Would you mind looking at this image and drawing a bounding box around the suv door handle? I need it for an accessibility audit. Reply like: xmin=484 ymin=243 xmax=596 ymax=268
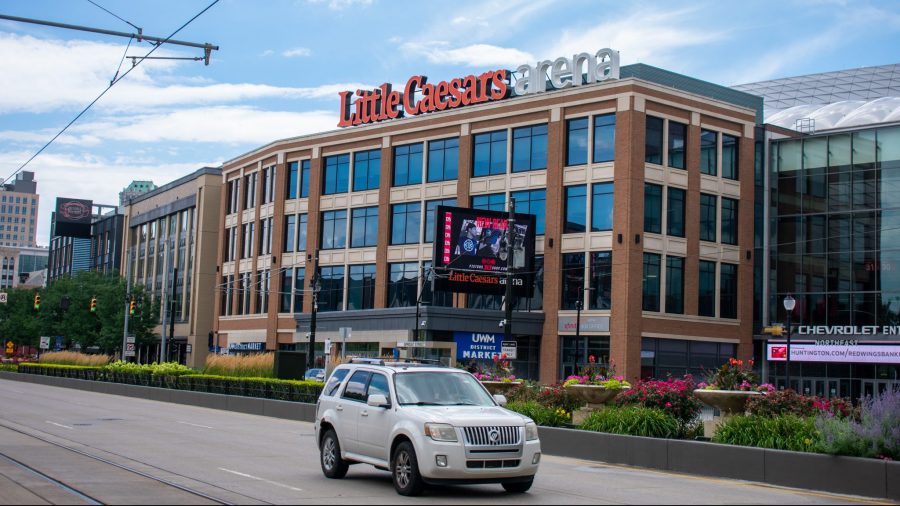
xmin=336 ymin=405 xmax=343 ymax=411
xmin=361 ymin=410 xmax=368 ymax=417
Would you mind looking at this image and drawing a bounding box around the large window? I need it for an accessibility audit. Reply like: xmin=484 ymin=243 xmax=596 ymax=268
xmin=566 ymin=118 xmax=589 ymax=166
xmin=643 ymin=253 xmax=661 ymax=312
xmin=324 ymin=154 xmax=350 ymax=195
xmin=224 ymin=227 xmax=236 ymax=262
xmin=473 ymin=130 xmax=507 ymax=177
xmin=353 ymin=149 xmax=381 ymax=192
xmin=666 ymin=256 xmax=684 ymax=314
xmin=644 ymin=183 xmax=662 ymax=234
xmin=425 ymin=198 xmax=456 ymax=243
xmin=262 ymin=166 xmax=276 ymax=204
xmin=297 ymin=214 xmax=308 ymax=252
xmin=319 ymin=266 xmax=344 ymax=312
xmin=226 ymin=179 xmax=240 ymax=214
xmin=427 ymin=138 xmax=459 ymax=182
xmin=593 ymin=114 xmax=615 ymax=163
xmin=244 ymin=172 xmax=257 ymax=210
xmin=472 ymin=193 xmax=506 ymax=212
xmin=565 ymin=185 xmax=587 ymax=233
xmin=394 ymin=143 xmax=423 ymax=186
xmin=720 ymin=263 xmax=738 ymax=319
xmin=645 ymin=116 xmax=663 ymax=165
xmin=299 ymin=160 xmax=310 ymax=198
xmin=592 ymin=182 xmax=614 ymax=231
xmin=512 ymin=124 xmax=548 ymax=172
xmin=388 ymin=262 xmax=418 ymax=307
xmin=391 ymin=202 xmax=421 ymax=245
xmin=590 ymin=252 xmax=612 ymax=310
xmin=701 ymin=129 xmax=717 ymax=176
xmin=294 ymin=267 xmax=305 ymax=312
xmin=347 ymin=264 xmax=376 ymax=310
xmin=280 ymin=268 xmax=293 ymax=313
xmin=667 ymin=187 xmax=686 ymax=238
xmin=239 ymin=272 xmax=251 ymax=315
xmin=241 ymin=223 xmax=254 ymax=259
xmin=284 ymin=215 xmax=296 ymax=253
xmin=668 ymin=121 xmax=686 ymax=169
xmin=722 ymin=134 xmax=738 ymax=180
xmin=286 ymin=162 xmax=299 ymax=200
xmin=700 ymin=194 xmax=717 ymax=242
xmin=321 ymin=210 xmax=347 ymax=250
xmin=699 ymin=261 xmax=716 ymax=317
xmin=561 ymin=253 xmax=585 ymax=310
xmin=350 ymin=207 xmax=379 ymax=248
xmin=721 ymin=197 xmax=738 ymax=245
xmin=255 ymin=270 xmax=270 ymax=314
xmin=221 ymin=274 xmax=233 ymax=316
xmin=259 ymin=217 xmax=273 ymax=256
xmin=511 ymin=189 xmax=546 ymax=235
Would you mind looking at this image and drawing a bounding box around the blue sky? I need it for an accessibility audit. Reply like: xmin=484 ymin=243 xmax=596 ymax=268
xmin=0 ymin=0 xmax=898 ymax=246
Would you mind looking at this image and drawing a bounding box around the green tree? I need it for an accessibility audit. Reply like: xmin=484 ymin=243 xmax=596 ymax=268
xmin=0 ymin=287 xmax=42 ymax=347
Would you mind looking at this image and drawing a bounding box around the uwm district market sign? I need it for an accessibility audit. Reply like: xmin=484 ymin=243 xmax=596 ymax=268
xmin=337 ymin=48 xmax=620 ymax=127
xmin=766 ymin=326 xmax=900 ymax=364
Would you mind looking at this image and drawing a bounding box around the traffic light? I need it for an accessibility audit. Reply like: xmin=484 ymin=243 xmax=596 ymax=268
xmin=129 ymin=298 xmax=136 ymax=316
xmin=33 ymin=293 xmax=40 ymax=311
xmin=90 ymin=297 xmax=97 ymax=313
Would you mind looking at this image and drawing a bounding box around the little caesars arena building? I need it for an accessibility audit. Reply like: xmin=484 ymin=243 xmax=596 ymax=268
xmin=214 ymin=49 xmax=760 ymax=384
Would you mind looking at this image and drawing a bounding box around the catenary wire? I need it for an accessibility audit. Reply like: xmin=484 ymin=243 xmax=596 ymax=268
xmin=85 ymin=0 xmax=141 ymax=32
xmin=1 ymin=0 xmax=220 ymax=185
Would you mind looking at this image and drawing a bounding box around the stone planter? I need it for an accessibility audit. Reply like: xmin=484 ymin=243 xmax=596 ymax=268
xmin=480 ymin=381 xmax=522 ymax=395
xmin=694 ymin=389 xmax=763 ymax=438
xmin=565 ymin=384 xmax=629 ymax=425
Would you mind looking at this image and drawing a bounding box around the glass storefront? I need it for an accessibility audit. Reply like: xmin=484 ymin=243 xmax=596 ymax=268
xmin=558 ymin=335 xmax=610 ymax=380
xmin=641 ymin=337 xmax=736 ymax=381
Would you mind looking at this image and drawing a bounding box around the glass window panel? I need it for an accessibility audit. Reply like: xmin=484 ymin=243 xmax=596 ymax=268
xmin=779 ymin=140 xmax=802 ymax=174
xmin=347 ymin=264 xmax=376 ymax=310
xmin=566 ymin=118 xmax=589 ymax=166
xmin=722 ymin=134 xmax=738 ymax=180
xmin=299 ymin=160 xmax=311 ymax=198
xmin=561 ymin=253 xmax=585 ymax=310
xmin=324 ymin=154 xmax=350 ymax=195
xmin=593 ymin=114 xmax=615 ymax=163
xmin=828 ymin=134 xmax=852 ymax=168
xmin=351 ymin=207 xmax=379 ymax=248
xmin=286 ymin=161 xmax=298 ymax=200
xmin=804 ymin=137 xmax=828 ymax=171
xmin=699 ymin=261 xmax=716 ymax=317
xmin=700 ymin=129 xmax=717 ymax=176
xmin=643 ymin=253 xmax=661 ymax=312
xmin=853 ymin=130 xmax=876 ymax=169
xmin=828 ymin=168 xmax=852 ymax=212
xmin=388 ymin=262 xmax=418 ymax=308
xmin=666 ymin=256 xmax=684 ymax=314
xmin=667 ymin=187 xmax=686 ymax=238
xmin=393 ymin=143 xmax=423 ymax=186
xmin=283 ymin=215 xmax=296 ymax=253
xmin=297 ymin=214 xmax=308 ymax=252
xmin=321 ymin=210 xmax=347 ymax=250
xmin=591 ymin=182 xmax=614 ymax=232
xmin=881 ymin=169 xmax=900 ymax=211
xmin=720 ymin=263 xmax=738 ymax=319
xmin=721 ymin=198 xmax=738 ymax=245
xmin=319 ymin=266 xmax=345 ymax=312
xmin=473 ymin=130 xmax=508 ymax=177
xmin=425 ymin=198 xmax=456 ymax=243
xmin=644 ymin=183 xmax=662 ymax=234
xmin=428 ymin=138 xmax=459 ymax=183
xmin=391 ymin=202 xmax=422 ymax=245
xmin=879 ymin=126 xmax=900 ymax=170
xmin=668 ymin=121 xmax=686 ymax=169
xmin=353 ymin=149 xmax=381 ymax=192
xmin=645 ymin=116 xmax=663 ymax=165
xmin=511 ymin=189 xmax=546 ymax=235
xmin=512 ymin=124 xmax=548 ymax=172
xmin=700 ymin=194 xmax=717 ymax=242
xmin=565 ymin=185 xmax=587 ymax=233
xmin=589 ymin=252 xmax=612 ymax=310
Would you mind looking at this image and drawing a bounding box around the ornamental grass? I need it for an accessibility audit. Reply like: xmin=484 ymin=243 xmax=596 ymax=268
xmin=39 ymin=351 xmax=111 ymax=367
xmin=203 ymin=353 xmax=274 ymax=378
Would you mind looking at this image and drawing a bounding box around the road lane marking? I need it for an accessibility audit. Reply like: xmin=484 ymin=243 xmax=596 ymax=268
xmin=218 ymin=467 xmax=303 ymax=492
xmin=45 ymin=421 xmax=73 ymax=430
xmin=177 ymin=421 xmax=214 ymax=429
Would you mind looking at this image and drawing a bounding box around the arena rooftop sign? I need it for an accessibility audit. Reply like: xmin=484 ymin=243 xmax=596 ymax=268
xmin=337 ymin=48 xmax=620 ymax=128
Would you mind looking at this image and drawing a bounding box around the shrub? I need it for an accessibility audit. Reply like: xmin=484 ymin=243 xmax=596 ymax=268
xmin=178 ymin=375 xmax=322 ymax=403
xmin=817 ymin=387 xmax=900 ymax=460
xmin=506 ymin=401 xmax=570 ymax=427
xmin=507 ymin=382 xmax=584 ymax=412
xmin=203 ymin=353 xmax=274 ymax=378
xmin=39 ymin=351 xmax=111 ymax=367
xmin=0 ymin=363 xmax=18 ymax=372
xmin=580 ymin=406 xmax=680 ymax=439
xmin=746 ymin=390 xmax=855 ymax=419
xmin=713 ymin=414 xmax=818 ymax=452
xmin=617 ymin=376 xmax=702 ymax=437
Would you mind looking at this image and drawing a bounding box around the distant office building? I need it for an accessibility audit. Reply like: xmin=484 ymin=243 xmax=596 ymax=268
xmin=90 ymin=211 xmax=125 ymax=275
xmin=0 ymin=245 xmax=48 ymax=289
xmin=119 ymin=180 xmax=157 ymax=207
xmin=0 ymin=171 xmax=39 ymax=248
xmin=47 ymin=199 xmax=118 ymax=282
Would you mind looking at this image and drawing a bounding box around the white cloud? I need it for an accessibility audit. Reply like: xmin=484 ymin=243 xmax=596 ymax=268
xmin=306 ymin=0 xmax=373 ymax=10
xmin=282 ymin=47 xmax=312 ymax=58
xmin=400 ymin=42 xmax=534 ymax=67
xmin=260 ymin=49 xmax=275 ymax=57
xmin=546 ymin=7 xmax=725 ymax=68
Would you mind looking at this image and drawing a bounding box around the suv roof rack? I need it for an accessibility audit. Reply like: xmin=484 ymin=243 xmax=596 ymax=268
xmin=346 ymin=357 xmax=448 ymax=367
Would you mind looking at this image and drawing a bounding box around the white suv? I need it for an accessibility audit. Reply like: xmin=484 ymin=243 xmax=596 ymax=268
xmin=314 ymin=359 xmax=541 ymax=496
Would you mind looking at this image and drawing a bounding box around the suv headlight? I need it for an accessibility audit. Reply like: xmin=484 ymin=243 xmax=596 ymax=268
xmin=425 ymin=423 xmax=458 ymax=442
xmin=525 ymin=421 xmax=539 ymax=441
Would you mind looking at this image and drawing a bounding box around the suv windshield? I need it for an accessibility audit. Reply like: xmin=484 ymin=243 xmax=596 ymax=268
xmin=395 ymin=371 xmax=496 ymax=406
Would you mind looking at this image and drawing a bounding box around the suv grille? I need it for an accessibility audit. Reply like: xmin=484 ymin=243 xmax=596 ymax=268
xmin=462 ymin=426 xmax=520 ymax=446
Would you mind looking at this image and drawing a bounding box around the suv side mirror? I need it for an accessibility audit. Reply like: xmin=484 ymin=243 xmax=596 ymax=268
xmin=367 ymin=394 xmax=389 ymax=408
xmin=493 ymin=394 xmax=507 ymax=407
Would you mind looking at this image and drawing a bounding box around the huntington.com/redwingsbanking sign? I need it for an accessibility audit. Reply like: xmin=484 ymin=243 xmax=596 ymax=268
xmin=336 ymin=48 xmax=620 ymax=128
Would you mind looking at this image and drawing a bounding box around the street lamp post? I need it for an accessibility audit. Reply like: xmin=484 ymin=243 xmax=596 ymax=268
xmin=307 ymin=252 xmax=321 ymax=370
xmin=503 ymin=198 xmax=517 ymax=351
xmin=783 ymin=295 xmax=796 ymax=391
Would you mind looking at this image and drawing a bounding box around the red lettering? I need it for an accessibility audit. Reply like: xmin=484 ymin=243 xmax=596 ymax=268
xmin=357 ymin=90 xmax=371 ymax=124
xmin=460 ymin=75 xmax=478 ymax=105
xmin=419 ymin=81 xmax=435 ymax=113
xmin=491 ymin=70 xmax=509 ymax=100
xmin=434 ymin=80 xmax=450 ymax=111
xmin=377 ymin=84 xmax=390 ymax=121
xmin=403 ymin=75 xmax=422 ymax=116
xmin=448 ymin=78 xmax=462 ymax=107
xmin=337 ymin=91 xmax=355 ymax=127
xmin=386 ymin=89 xmax=402 ymax=119
xmin=476 ymin=71 xmax=494 ymax=103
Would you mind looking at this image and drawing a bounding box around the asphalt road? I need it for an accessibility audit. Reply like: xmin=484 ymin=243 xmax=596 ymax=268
xmin=0 ymin=379 xmax=889 ymax=505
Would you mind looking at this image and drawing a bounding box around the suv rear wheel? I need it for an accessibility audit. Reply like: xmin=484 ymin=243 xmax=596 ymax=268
xmin=391 ymin=441 xmax=425 ymax=496
xmin=320 ymin=429 xmax=349 ymax=479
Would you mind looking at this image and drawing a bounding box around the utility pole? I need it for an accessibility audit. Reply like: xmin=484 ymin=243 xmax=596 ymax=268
xmin=122 ymin=250 xmax=132 ymax=362
xmin=160 ymin=242 xmax=172 ymax=364
xmin=168 ymin=268 xmax=178 ymax=363
xmin=503 ymin=198 xmax=517 ymax=349
xmin=307 ymin=251 xmax=321 ymax=370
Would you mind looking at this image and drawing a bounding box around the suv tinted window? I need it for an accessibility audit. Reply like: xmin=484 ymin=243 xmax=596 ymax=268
xmin=324 ymin=368 xmax=350 ymax=397
xmin=342 ymin=371 xmax=371 ymax=402
xmin=366 ymin=373 xmax=390 ymax=403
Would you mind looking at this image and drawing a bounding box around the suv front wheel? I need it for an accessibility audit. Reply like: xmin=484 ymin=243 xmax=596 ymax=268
xmin=391 ymin=441 xmax=425 ymax=496
xmin=320 ymin=429 xmax=349 ymax=479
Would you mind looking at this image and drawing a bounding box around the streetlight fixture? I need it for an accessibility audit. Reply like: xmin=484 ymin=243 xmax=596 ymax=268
xmin=783 ymin=294 xmax=796 ymax=391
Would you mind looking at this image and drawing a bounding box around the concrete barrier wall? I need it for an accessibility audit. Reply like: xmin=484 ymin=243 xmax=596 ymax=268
xmin=2 ymin=371 xmax=896 ymax=501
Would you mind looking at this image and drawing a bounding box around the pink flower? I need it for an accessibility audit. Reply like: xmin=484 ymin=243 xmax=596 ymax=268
xmin=665 ymin=402 xmax=672 ymax=408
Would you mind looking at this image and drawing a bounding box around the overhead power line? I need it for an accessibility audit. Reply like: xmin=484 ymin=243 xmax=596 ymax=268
xmin=85 ymin=0 xmax=141 ymax=32
xmin=0 ymin=0 xmax=220 ymax=185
